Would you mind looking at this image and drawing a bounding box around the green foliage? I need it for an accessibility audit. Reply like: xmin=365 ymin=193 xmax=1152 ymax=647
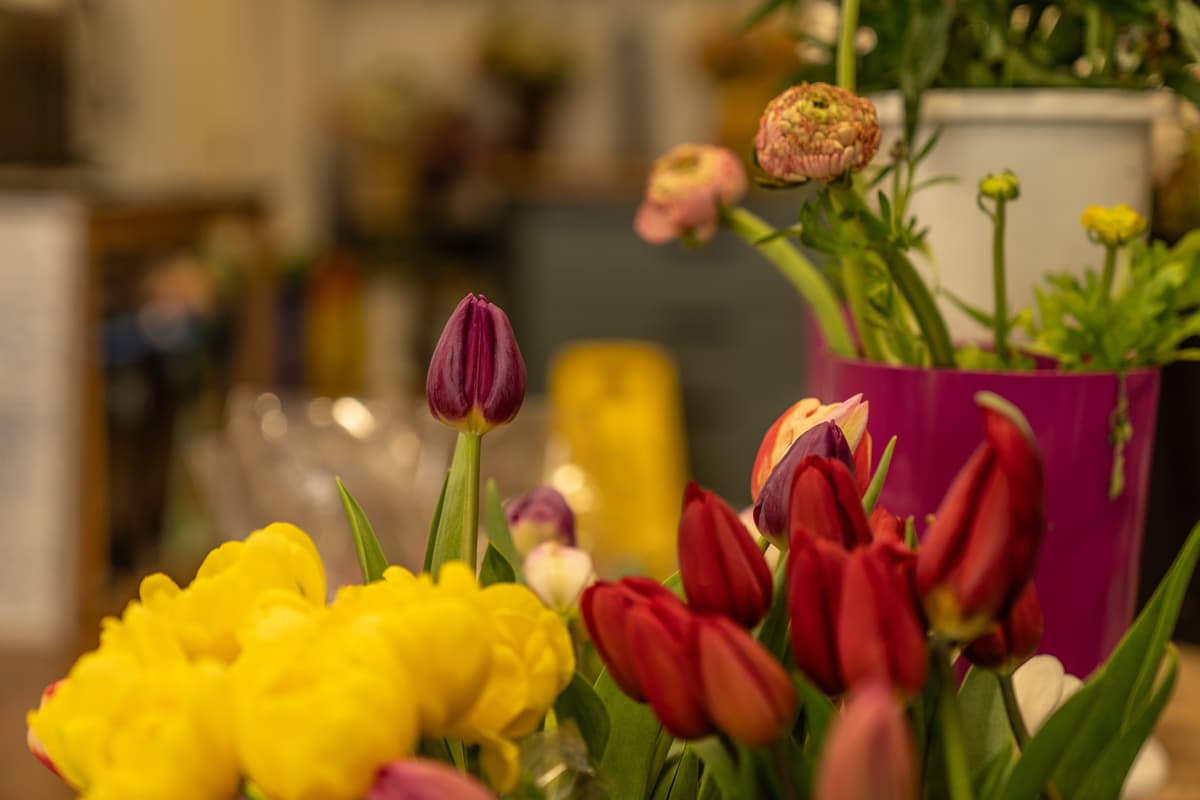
xmin=1029 ymin=234 xmax=1200 ymax=371
xmin=336 ymin=477 xmax=389 ymax=583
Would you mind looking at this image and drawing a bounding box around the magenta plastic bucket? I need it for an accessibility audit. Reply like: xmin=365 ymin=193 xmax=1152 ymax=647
xmin=808 ymin=354 xmax=1161 ymax=677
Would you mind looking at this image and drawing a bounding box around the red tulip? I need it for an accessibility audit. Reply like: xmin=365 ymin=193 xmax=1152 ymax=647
xmin=679 ymin=482 xmax=773 ymax=627
xmin=426 ymin=294 xmax=526 ymax=434
xmin=853 ymin=431 xmax=873 ymax=496
xmin=788 ymin=533 xmax=849 ymax=694
xmin=868 ymin=506 xmax=905 ymax=544
xmin=787 ymin=456 xmax=872 ymax=550
xmin=816 ymin=682 xmax=918 ymax=800
xmin=916 ymin=393 xmax=1044 ymax=640
xmin=626 ymin=595 xmax=713 ymax=739
xmin=368 ymin=759 xmax=495 ymax=800
xmin=581 ymin=577 xmax=678 ymax=699
xmin=964 ymin=580 xmax=1043 ymax=673
xmin=838 ymin=547 xmax=928 ymax=696
xmin=696 ymin=615 xmax=797 ymax=745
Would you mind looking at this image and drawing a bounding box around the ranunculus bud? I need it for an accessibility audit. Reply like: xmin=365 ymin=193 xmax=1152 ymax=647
xmin=580 ymin=578 xmax=679 ymax=699
xmin=752 ymin=422 xmax=854 ymax=546
xmin=678 ymin=482 xmax=773 ymax=627
xmin=26 ymin=680 xmax=65 ymax=782
xmin=368 ymin=759 xmax=495 ymax=800
xmin=626 ymin=595 xmax=713 ymax=740
xmin=788 ymin=533 xmax=849 ymax=695
xmin=505 ymin=486 xmax=576 ymax=555
xmin=696 ymin=615 xmax=797 ymax=745
xmin=751 ymin=395 xmax=869 ymax=499
xmin=979 ymin=171 xmax=1020 ymax=202
xmin=634 ymin=144 xmax=747 ymax=245
xmin=917 ymin=393 xmax=1044 ymax=641
xmin=1080 ymin=203 xmax=1147 ymax=246
xmin=524 ymin=542 xmax=596 ymax=614
xmin=816 ymin=682 xmax=918 ymax=800
xmin=963 ymin=580 xmax=1043 ymax=673
xmin=786 ymin=456 xmax=872 ymax=550
xmin=838 ymin=547 xmax=928 ymax=696
xmin=426 ymin=294 xmax=526 ymax=435
xmin=755 ymin=83 xmax=881 ymax=183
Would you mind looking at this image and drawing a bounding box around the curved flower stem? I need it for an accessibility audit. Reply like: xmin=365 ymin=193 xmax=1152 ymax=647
xmin=992 ymin=198 xmax=1010 ymax=366
xmin=843 ymin=254 xmax=886 ymax=361
xmin=880 ymin=249 xmax=956 ymax=367
xmin=933 ymin=636 xmax=975 ymax=800
xmin=997 ymin=672 xmax=1030 ymax=748
xmin=721 ymin=207 xmax=857 ymax=357
xmin=837 ymin=0 xmax=861 ymax=92
xmin=1098 ymin=243 xmax=1118 ymax=304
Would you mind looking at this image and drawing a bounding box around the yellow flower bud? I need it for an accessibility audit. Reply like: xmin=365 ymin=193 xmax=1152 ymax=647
xmin=979 ymin=171 xmax=1020 ymax=201
xmin=1080 ymin=204 xmax=1147 ymax=246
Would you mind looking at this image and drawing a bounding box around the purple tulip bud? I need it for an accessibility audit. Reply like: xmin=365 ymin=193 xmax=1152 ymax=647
xmin=505 ymin=486 xmax=576 ymax=554
xmin=753 ymin=422 xmax=854 ymax=545
xmin=368 ymin=759 xmax=495 ymax=800
xmin=426 ymin=294 xmax=526 ymax=434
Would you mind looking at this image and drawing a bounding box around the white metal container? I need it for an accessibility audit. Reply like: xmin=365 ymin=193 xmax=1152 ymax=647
xmin=872 ymin=90 xmax=1175 ymax=339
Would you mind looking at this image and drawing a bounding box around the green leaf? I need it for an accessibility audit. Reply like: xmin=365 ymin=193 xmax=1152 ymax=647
xmin=1074 ymin=646 xmax=1180 ymax=800
xmin=555 ymin=673 xmax=611 ymax=761
xmin=479 ymin=544 xmax=515 ymax=586
xmin=484 ymin=480 xmax=524 ymax=582
xmin=336 ymin=477 xmax=389 ymax=583
xmin=912 ymin=126 xmax=945 ymax=166
xmin=1176 ymin=0 xmax=1200 ymax=62
xmin=941 ymin=287 xmax=997 ymax=330
xmin=651 ymin=749 xmax=700 ymax=800
xmin=795 ymin=672 xmax=836 ymax=753
xmin=862 ymin=435 xmax=897 ymax=514
xmin=755 ymin=553 xmax=791 ymax=661
xmin=423 ymin=472 xmax=450 ymax=572
xmin=595 ymin=669 xmax=662 ymax=798
xmin=999 ymin=523 xmax=1200 ymax=800
xmin=957 ymin=668 xmax=1012 ymax=774
xmin=428 ymin=433 xmax=476 ymax=574
xmin=974 ymin=743 xmax=1014 ymax=800
xmin=689 ymin=738 xmax=742 ymax=798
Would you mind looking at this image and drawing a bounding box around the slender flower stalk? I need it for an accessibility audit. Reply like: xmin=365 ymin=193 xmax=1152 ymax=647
xmin=837 ymin=0 xmax=861 ymax=92
xmin=933 ymin=636 xmax=974 ymax=800
xmin=979 ymin=172 xmax=1020 ymax=365
xmin=720 ymin=207 xmax=856 ymax=356
xmin=463 ymin=432 xmax=481 ymax=567
xmin=999 ymin=672 xmax=1032 ymax=748
xmin=1098 ymin=243 xmax=1118 ymax=303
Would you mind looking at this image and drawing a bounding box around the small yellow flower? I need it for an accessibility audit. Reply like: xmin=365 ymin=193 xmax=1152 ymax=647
xmin=1080 ymin=204 xmax=1147 ymax=246
xmin=979 ymin=171 xmax=1020 ymax=201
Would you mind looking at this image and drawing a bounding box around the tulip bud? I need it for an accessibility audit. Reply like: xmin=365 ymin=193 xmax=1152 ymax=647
xmin=26 ymin=680 xmax=65 ymax=781
xmin=964 ymin=580 xmax=1043 ymax=673
xmin=756 ymin=83 xmax=881 ymax=183
xmin=785 ymin=456 xmax=872 ymax=549
xmin=368 ymin=759 xmax=496 ymax=800
xmin=788 ymin=533 xmax=848 ymax=695
xmin=917 ymin=393 xmax=1044 ymax=641
xmin=505 ymin=486 xmax=576 ymax=555
xmin=634 ymin=144 xmax=747 ymax=245
xmin=816 ymin=682 xmax=918 ymax=800
xmin=697 ymin=614 xmax=797 ymax=745
xmin=751 ymin=395 xmax=869 ymax=499
xmin=838 ymin=546 xmax=927 ymax=696
xmin=753 ymin=422 xmax=854 ymax=545
xmin=524 ymin=542 xmax=596 ymax=614
xmin=626 ymin=595 xmax=713 ymax=739
xmin=678 ymin=482 xmax=773 ymax=627
xmin=426 ymin=294 xmax=526 ymax=434
xmin=580 ymin=577 xmax=679 ymax=699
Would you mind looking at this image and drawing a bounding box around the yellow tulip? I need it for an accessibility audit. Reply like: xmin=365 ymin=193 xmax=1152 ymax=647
xmin=139 ymin=522 xmax=327 ymax=662
xmin=233 ymin=609 xmax=419 ymax=800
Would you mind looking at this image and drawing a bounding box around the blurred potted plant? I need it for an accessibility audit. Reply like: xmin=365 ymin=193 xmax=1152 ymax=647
xmin=749 ymin=0 xmax=1198 ymax=336
xmin=632 ymin=2 xmax=1200 ymax=675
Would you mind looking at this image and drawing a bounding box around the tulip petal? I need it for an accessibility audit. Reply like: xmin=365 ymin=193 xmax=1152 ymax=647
xmin=627 ymin=600 xmax=712 ymax=739
xmin=816 ymin=682 xmax=918 ymax=800
xmin=697 ymin=616 xmax=796 ymax=745
xmin=788 ymin=534 xmax=847 ymax=694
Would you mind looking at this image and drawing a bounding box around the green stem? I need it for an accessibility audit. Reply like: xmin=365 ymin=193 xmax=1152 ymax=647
xmin=770 ymin=740 xmax=798 ymax=800
xmin=843 ymin=254 xmax=887 ymax=361
xmin=933 ymin=637 xmax=974 ymax=800
xmin=463 ymin=432 xmax=482 ymax=569
xmin=721 ymin=207 xmax=857 ymax=357
xmin=1098 ymin=244 xmax=1117 ymax=305
xmin=877 ymin=249 xmax=956 ymax=367
xmin=836 ymin=0 xmax=861 ymax=91
xmin=993 ymin=198 xmax=1009 ymax=365
xmin=997 ymin=672 xmax=1030 ymax=748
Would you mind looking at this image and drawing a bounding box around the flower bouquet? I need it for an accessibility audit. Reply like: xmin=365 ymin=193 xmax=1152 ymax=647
xmin=632 ymin=1 xmax=1200 ymax=674
xmin=27 ymin=293 xmax=1200 ymax=799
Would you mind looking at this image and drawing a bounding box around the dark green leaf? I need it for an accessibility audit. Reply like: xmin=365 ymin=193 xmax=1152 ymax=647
xmin=795 ymin=672 xmax=836 ymax=753
xmin=423 ymin=472 xmax=450 ymax=572
xmin=862 ymin=435 xmax=898 ymax=514
xmin=479 ymin=545 xmax=515 ymax=586
xmin=958 ymin=668 xmax=1012 ymax=774
xmin=651 ymin=748 xmax=700 ymax=800
xmin=595 ymin=669 xmax=662 ymax=798
xmin=484 ymin=480 xmax=524 ymax=582
xmin=555 ymin=673 xmax=611 ymax=760
xmin=689 ymin=738 xmax=742 ymax=798
xmin=755 ymin=553 xmax=791 ymax=661
xmin=336 ymin=477 xmax=389 ymax=583
xmin=428 ymin=433 xmax=475 ymax=574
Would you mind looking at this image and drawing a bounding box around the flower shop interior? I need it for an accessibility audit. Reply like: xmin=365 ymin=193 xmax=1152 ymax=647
xmin=4 ymin=1 xmax=1200 ymax=798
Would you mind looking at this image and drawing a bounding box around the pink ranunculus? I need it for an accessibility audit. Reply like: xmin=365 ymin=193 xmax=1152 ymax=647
xmin=634 ymin=144 xmax=747 ymax=245
xmin=755 ymin=83 xmax=881 ymax=183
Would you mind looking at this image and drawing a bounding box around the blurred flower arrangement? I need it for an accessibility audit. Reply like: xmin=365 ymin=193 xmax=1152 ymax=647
xmin=27 ymin=290 xmax=1200 ymax=799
